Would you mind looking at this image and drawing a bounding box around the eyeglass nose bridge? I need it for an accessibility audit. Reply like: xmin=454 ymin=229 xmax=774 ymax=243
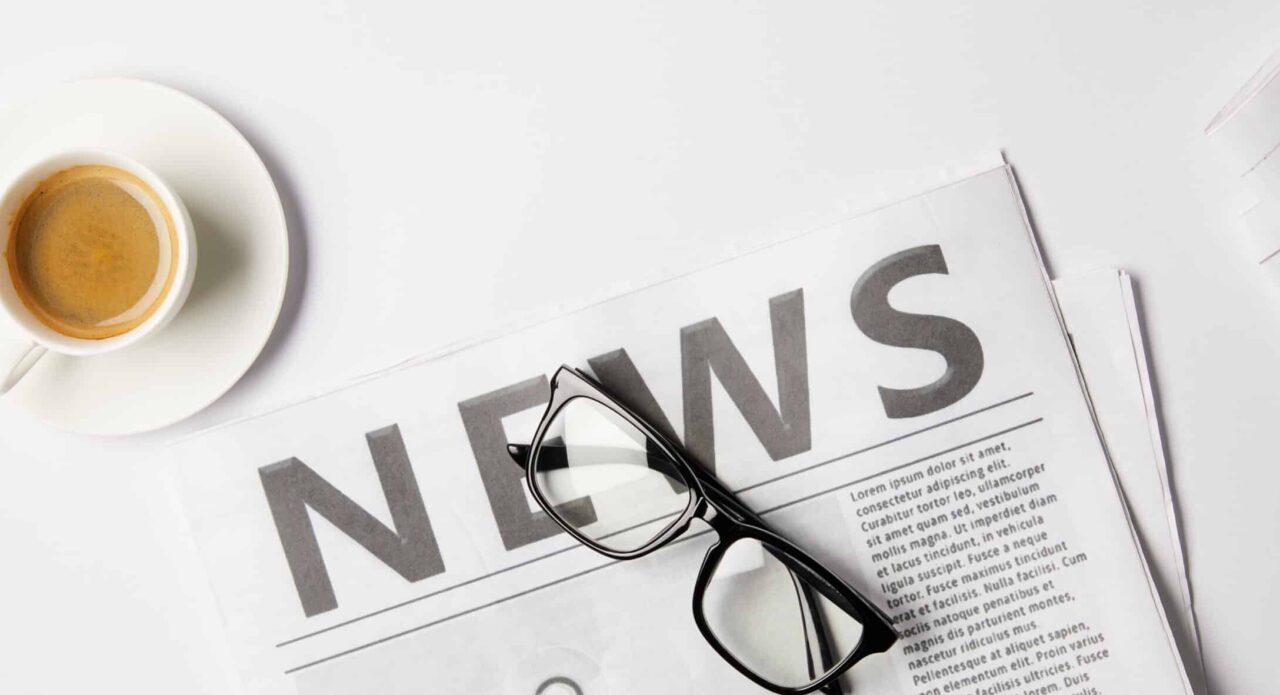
xmin=693 ymin=483 xmax=755 ymax=538
xmin=696 ymin=497 xmax=727 ymax=530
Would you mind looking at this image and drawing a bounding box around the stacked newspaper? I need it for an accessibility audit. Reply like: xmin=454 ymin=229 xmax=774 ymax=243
xmin=168 ymin=155 xmax=1202 ymax=694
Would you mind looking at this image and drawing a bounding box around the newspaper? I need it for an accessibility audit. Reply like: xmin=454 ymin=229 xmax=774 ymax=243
xmin=170 ymin=161 xmax=1191 ymax=694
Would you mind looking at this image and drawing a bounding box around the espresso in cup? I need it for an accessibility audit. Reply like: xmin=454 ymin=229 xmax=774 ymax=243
xmin=6 ymin=165 xmax=179 ymax=340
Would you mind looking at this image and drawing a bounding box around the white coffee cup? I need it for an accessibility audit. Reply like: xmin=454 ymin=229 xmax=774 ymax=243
xmin=0 ymin=149 xmax=198 ymax=394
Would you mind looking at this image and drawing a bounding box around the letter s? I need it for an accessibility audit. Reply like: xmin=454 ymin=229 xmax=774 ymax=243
xmin=851 ymin=245 xmax=984 ymax=418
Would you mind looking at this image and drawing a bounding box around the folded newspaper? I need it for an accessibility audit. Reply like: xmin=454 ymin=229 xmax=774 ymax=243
xmin=170 ymin=158 xmax=1195 ymax=694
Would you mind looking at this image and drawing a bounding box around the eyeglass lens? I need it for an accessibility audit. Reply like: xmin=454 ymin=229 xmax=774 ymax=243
xmin=533 ymin=396 xmax=691 ymax=553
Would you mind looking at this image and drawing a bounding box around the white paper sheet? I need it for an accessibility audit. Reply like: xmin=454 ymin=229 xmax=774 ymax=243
xmin=1054 ymin=269 xmax=1205 ymax=693
xmin=170 ymin=163 xmax=1191 ymax=694
xmin=1207 ymin=47 xmax=1280 ymax=279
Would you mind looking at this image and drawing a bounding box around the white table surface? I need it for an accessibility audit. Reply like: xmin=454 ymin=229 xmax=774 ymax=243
xmin=1 ymin=2 xmax=1277 ymax=693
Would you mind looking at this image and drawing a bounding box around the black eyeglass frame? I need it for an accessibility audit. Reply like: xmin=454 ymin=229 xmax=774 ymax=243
xmin=511 ymin=366 xmax=898 ymax=694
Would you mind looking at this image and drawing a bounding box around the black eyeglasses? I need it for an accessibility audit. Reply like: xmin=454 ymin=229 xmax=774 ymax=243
xmin=507 ymin=366 xmax=897 ymax=694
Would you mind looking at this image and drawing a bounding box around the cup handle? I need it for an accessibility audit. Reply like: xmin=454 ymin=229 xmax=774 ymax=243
xmin=0 ymin=342 xmax=46 ymax=395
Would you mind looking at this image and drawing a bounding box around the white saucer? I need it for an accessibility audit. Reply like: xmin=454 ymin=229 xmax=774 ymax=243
xmin=0 ymin=79 xmax=289 ymax=435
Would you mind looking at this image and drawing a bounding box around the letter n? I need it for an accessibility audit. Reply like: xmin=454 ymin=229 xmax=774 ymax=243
xmin=258 ymin=424 xmax=445 ymax=617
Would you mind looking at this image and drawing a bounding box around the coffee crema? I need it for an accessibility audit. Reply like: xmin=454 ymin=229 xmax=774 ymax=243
xmin=6 ymin=165 xmax=178 ymax=340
